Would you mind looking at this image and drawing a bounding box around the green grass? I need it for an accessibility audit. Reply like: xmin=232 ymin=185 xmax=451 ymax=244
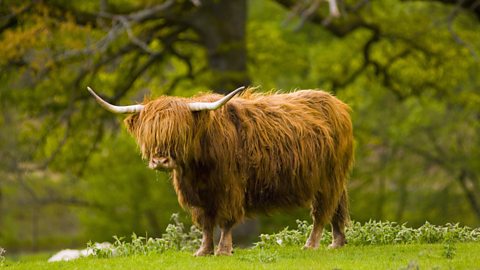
xmin=4 ymin=243 xmax=480 ymax=270
xmin=3 ymin=218 xmax=479 ymax=269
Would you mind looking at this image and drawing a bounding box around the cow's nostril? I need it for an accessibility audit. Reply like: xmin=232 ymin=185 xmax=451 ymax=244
xmin=160 ymin=157 xmax=169 ymax=165
xmin=148 ymin=159 xmax=157 ymax=169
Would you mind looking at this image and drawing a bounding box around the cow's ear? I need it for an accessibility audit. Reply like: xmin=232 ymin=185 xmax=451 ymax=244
xmin=124 ymin=114 xmax=139 ymax=134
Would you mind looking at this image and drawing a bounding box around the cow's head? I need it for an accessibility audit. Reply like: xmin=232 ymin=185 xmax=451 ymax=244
xmin=87 ymin=86 xmax=244 ymax=171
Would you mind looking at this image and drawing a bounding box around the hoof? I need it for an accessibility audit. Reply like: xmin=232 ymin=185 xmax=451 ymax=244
xmin=303 ymin=238 xmax=319 ymax=250
xmin=328 ymin=241 xmax=346 ymax=249
xmin=193 ymin=248 xmax=214 ymax=257
xmin=215 ymin=249 xmax=233 ymax=256
xmin=302 ymin=244 xmax=319 ymax=250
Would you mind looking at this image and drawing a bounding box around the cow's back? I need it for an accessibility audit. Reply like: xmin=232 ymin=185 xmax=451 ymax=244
xmin=223 ymin=90 xmax=353 ymax=212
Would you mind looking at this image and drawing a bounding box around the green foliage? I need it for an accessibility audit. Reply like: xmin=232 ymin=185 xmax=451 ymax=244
xmin=442 ymin=227 xmax=458 ymax=259
xmin=254 ymin=220 xmax=480 ymax=249
xmin=89 ymin=213 xmax=201 ymax=258
xmin=255 ymin=220 xmax=311 ymax=249
xmin=0 ymin=247 xmax=5 ymax=267
xmin=443 ymin=241 xmax=456 ymax=260
xmin=85 ymin=216 xmax=479 ymax=260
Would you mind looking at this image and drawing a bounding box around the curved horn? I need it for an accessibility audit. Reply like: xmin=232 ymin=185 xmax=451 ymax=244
xmin=87 ymin=86 xmax=144 ymax=114
xmin=188 ymin=86 xmax=245 ymax=111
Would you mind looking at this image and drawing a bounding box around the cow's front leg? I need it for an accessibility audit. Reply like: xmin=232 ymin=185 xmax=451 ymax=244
xmin=215 ymin=222 xmax=234 ymax=256
xmin=194 ymin=218 xmax=214 ymax=256
xmin=304 ymin=217 xmax=323 ymax=249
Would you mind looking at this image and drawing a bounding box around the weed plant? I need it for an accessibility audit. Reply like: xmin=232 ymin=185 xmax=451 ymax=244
xmin=89 ymin=215 xmax=480 ymax=258
xmin=0 ymin=247 xmax=5 ymax=266
xmin=255 ymin=220 xmax=480 ymax=249
xmin=89 ymin=213 xmax=201 ymax=257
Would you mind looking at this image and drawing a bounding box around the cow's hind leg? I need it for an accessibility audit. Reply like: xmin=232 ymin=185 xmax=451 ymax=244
xmin=215 ymin=221 xmax=235 ymax=256
xmin=329 ymin=190 xmax=349 ymax=249
xmin=304 ymin=191 xmax=339 ymax=249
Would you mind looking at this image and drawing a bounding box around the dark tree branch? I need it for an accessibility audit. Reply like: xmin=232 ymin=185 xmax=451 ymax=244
xmin=457 ymin=170 xmax=480 ymax=218
xmin=112 ymin=52 xmax=164 ymax=103
xmin=446 ymin=0 xmax=480 ymax=60
xmin=277 ymin=0 xmax=370 ymax=37
xmin=15 ymin=194 xmax=101 ymax=208
xmin=76 ymin=122 xmax=105 ymax=177
xmin=0 ymin=1 xmax=34 ymax=33
xmin=331 ymin=24 xmax=380 ymax=90
xmin=404 ymin=0 xmax=480 ymax=20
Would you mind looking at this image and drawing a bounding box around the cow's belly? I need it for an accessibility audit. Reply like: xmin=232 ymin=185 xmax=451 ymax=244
xmin=244 ymin=176 xmax=316 ymax=212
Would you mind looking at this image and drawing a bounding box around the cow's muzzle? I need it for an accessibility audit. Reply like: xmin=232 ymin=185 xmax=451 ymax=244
xmin=148 ymin=156 xmax=176 ymax=170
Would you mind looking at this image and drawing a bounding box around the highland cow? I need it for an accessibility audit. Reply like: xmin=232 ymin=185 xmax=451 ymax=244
xmin=87 ymin=86 xmax=354 ymax=256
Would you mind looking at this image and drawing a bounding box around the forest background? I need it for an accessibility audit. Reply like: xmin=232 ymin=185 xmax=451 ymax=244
xmin=0 ymin=0 xmax=479 ymax=253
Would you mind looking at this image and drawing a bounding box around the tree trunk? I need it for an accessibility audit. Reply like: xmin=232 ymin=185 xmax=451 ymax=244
xmin=395 ymin=177 xmax=408 ymax=221
xmin=190 ymin=0 xmax=250 ymax=93
xmin=458 ymin=171 xmax=480 ymax=220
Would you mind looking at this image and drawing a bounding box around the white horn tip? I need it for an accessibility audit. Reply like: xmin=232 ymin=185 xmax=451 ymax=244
xmin=86 ymin=86 xmax=97 ymax=96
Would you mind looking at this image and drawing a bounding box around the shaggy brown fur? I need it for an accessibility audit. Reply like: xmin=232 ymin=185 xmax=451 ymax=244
xmin=124 ymin=89 xmax=354 ymax=255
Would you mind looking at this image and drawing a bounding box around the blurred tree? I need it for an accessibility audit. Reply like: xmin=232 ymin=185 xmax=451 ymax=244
xmin=0 ymin=0 xmax=479 ymax=251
